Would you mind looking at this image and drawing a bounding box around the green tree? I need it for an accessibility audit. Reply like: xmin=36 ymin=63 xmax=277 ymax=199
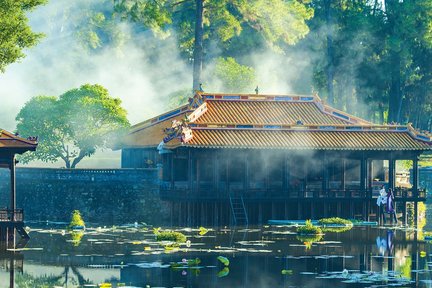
xmin=0 ymin=0 xmax=47 ymax=72
xmin=16 ymin=84 xmax=130 ymax=168
xmin=114 ymin=0 xmax=313 ymax=90
xmin=210 ymin=57 xmax=256 ymax=93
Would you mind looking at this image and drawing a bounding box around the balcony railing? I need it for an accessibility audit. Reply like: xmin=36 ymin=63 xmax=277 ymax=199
xmin=0 ymin=209 xmax=24 ymax=222
xmin=160 ymin=181 xmax=427 ymax=201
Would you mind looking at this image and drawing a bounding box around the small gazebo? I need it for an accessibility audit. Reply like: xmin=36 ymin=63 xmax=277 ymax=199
xmin=0 ymin=129 xmax=37 ymax=245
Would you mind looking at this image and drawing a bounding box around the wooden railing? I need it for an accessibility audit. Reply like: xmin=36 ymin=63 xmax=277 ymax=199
xmin=161 ymin=182 xmax=427 ymax=201
xmin=0 ymin=209 xmax=24 ymax=222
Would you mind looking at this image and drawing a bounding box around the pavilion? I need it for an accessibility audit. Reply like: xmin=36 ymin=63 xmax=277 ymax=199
xmin=121 ymin=92 xmax=432 ymax=226
xmin=0 ymin=129 xmax=37 ymax=245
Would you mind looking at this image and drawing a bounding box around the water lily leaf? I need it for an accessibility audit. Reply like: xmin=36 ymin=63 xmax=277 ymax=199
xmin=199 ymin=227 xmax=209 ymax=235
xmin=281 ymin=269 xmax=293 ymax=275
xmin=217 ymin=267 xmax=230 ymax=277
xmin=217 ymin=256 xmax=230 ymax=266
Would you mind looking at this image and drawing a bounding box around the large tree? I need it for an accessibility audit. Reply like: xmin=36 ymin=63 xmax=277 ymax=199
xmin=0 ymin=0 xmax=47 ymax=72
xmin=114 ymin=0 xmax=313 ymax=90
xmin=16 ymin=84 xmax=130 ymax=168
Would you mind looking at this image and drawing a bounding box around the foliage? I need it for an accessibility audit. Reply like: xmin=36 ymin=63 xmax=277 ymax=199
xmin=16 ymin=84 xmax=130 ymax=168
xmin=407 ymin=202 xmax=427 ymax=229
xmin=114 ymin=0 xmax=313 ymax=88
xmin=114 ymin=0 xmax=313 ymax=52
xmin=167 ymin=89 xmax=193 ymax=109
xmin=321 ymin=226 xmax=352 ymax=233
xmin=155 ymin=231 xmax=187 ymax=243
xmin=209 ymin=57 xmax=256 ymax=93
xmin=15 ymin=273 xmax=62 ymax=288
xmin=297 ymin=219 xmax=322 ymax=235
xmin=318 ymin=217 xmax=353 ymax=226
xmin=0 ymin=0 xmax=47 ymax=72
xmin=217 ymin=256 xmax=229 ymax=266
xmin=70 ymin=231 xmax=84 ymax=247
xmin=296 ymin=233 xmax=323 ymax=250
xmin=304 ymin=0 xmax=432 ymax=130
xmin=68 ymin=210 xmax=85 ymax=229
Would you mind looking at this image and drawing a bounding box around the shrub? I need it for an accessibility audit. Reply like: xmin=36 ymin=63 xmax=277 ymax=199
xmin=297 ymin=220 xmax=322 ymax=235
xmin=68 ymin=210 xmax=85 ymax=229
xmin=318 ymin=217 xmax=353 ymax=226
xmin=156 ymin=231 xmax=187 ymax=243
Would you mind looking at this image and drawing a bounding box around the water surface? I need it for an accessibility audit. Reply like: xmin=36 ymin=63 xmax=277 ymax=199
xmin=1 ymin=224 xmax=431 ymax=287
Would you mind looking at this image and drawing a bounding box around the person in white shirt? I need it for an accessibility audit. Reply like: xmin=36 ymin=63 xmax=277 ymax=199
xmin=376 ymin=185 xmax=387 ymax=224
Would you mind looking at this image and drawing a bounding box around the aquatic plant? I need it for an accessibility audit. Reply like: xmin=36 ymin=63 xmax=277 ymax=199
xmin=199 ymin=226 xmax=209 ymax=235
xmin=318 ymin=217 xmax=353 ymax=226
xmin=217 ymin=267 xmax=230 ymax=277
xmin=68 ymin=210 xmax=85 ymax=229
xmin=321 ymin=226 xmax=352 ymax=233
xmin=217 ymin=256 xmax=230 ymax=266
xmin=156 ymin=231 xmax=187 ymax=243
xmin=297 ymin=220 xmax=322 ymax=235
xmin=70 ymin=231 xmax=84 ymax=247
xmin=281 ymin=269 xmax=293 ymax=275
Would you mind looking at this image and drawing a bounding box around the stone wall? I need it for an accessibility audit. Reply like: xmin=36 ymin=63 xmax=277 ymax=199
xmin=0 ymin=168 xmax=168 ymax=226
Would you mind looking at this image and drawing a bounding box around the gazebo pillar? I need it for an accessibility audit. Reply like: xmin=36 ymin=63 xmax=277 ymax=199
xmin=9 ymin=155 xmax=16 ymax=221
xmin=413 ymin=156 xmax=419 ymax=226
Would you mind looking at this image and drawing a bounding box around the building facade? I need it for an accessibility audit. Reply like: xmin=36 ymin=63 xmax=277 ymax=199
xmin=122 ymin=92 xmax=432 ymax=226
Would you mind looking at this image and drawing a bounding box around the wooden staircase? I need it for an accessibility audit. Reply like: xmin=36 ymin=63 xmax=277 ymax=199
xmin=229 ymin=194 xmax=249 ymax=226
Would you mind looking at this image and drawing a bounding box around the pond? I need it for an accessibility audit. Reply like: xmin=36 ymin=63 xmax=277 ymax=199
xmin=0 ymin=224 xmax=431 ymax=287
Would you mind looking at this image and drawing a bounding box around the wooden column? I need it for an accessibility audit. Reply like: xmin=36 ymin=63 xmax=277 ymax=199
xmin=341 ymin=158 xmax=346 ymax=193
xmin=413 ymin=156 xmax=419 ymax=227
xmin=213 ymin=151 xmax=218 ymax=195
xmin=322 ymin=152 xmax=329 ymax=196
xmin=283 ymin=153 xmax=288 ymax=195
xmin=10 ymin=156 xmax=16 ymax=221
xmin=388 ymin=153 xmax=396 ymax=190
xmin=188 ymin=149 xmax=193 ymax=190
xmin=170 ymin=154 xmax=174 ymax=190
xmin=244 ymin=152 xmax=249 ymax=193
xmin=360 ymin=154 xmax=367 ymax=198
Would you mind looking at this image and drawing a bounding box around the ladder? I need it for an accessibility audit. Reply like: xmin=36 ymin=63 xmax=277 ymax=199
xmin=229 ymin=194 xmax=249 ymax=226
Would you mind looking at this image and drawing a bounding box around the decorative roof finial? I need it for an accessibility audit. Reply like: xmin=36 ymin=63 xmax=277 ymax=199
xmin=296 ymin=118 xmax=304 ymax=125
xmin=199 ymin=83 xmax=204 ymax=92
xmin=255 ymin=86 xmax=259 ymax=95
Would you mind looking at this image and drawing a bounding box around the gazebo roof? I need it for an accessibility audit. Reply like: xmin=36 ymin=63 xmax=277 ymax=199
xmin=0 ymin=129 xmax=38 ymax=153
xmin=123 ymin=92 xmax=432 ymax=151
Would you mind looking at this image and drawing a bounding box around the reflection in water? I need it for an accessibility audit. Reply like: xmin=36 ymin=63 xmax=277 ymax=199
xmin=0 ymin=226 xmax=431 ymax=287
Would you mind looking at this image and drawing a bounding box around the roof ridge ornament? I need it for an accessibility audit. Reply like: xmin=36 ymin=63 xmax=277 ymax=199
xmin=163 ymin=116 xmax=193 ymax=143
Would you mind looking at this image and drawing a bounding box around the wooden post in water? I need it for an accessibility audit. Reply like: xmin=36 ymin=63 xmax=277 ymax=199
xmin=413 ymin=157 xmax=419 ymax=227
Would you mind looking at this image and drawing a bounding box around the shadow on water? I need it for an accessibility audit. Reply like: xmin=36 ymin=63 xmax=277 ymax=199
xmin=0 ymin=225 xmax=431 ymax=287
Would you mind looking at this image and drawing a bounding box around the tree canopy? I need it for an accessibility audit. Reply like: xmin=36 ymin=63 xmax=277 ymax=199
xmin=16 ymin=84 xmax=130 ymax=168
xmin=0 ymin=0 xmax=47 ymax=72
xmin=114 ymin=0 xmax=313 ymax=89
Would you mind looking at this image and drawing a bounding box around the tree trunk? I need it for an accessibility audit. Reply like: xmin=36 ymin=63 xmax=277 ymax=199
xmin=192 ymin=0 xmax=204 ymax=91
xmin=325 ymin=0 xmax=334 ymax=105
xmin=385 ymin=0 xmax=402 ymax=123
xmin=71 ymin=151 xmax=87 ymax=168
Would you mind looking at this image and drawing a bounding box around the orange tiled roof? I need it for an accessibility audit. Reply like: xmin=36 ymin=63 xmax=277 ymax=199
xmin=123 ymin=92 xmax=432 ymax=151
xmin=0 ymin=129 xmax=38 ymax=151
xmin=186 ymin=128 xmax=431 ymax=150
xmin=195 ymin=100 xmax=350 ymax=125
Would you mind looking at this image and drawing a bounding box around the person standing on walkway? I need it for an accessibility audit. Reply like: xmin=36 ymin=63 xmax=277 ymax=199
xmin=376 ymin=185 xmax=387 ymax=224
xmin=386 ymin=188 xmax=398 ymax=224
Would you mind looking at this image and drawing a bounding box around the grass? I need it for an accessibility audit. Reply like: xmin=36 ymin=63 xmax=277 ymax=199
xmin=155 ymin=231 xmax=187 ymax=243
xmin=318 ymin=217 xmax=353 ymax=226
xmin=297 ymin=220 xmax=322 ymax=235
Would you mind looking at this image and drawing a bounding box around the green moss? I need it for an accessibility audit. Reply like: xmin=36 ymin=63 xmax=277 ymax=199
xmin=156 ymin=231 xmax=187 ymax=243
xmin=68 ymin=210 xmax=85 ymax=229
xmin=297 ymin=219 xmax=322 ymax=235
xmin=318 ymin=217 xmax=353 ymax=226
